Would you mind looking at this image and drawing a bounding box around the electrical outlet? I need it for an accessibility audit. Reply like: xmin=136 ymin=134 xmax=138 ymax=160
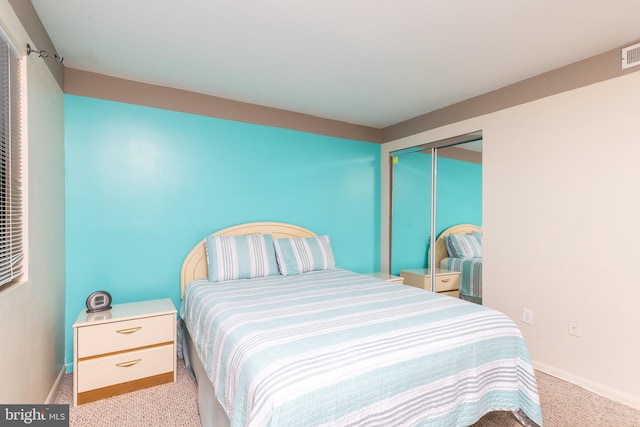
xmin=568 ymin=320 xmax=581 ymax=337
xmin=521 ymin=308 xmax=534 ymax=325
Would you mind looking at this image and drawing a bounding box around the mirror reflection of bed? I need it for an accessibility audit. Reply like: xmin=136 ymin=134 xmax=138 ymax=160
xmin=399 ymin=224 xmax=482 ymax=303
xmin=391 ymin=133 xmax=482 ymax=303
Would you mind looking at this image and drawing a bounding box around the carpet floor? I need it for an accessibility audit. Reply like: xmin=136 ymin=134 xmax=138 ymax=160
xmin=54 ymin=358 xmax=640 ymax=426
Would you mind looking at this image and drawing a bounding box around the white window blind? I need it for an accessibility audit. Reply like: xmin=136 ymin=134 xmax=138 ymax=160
xmin=0 ymin=37 xmax=24 ymax=288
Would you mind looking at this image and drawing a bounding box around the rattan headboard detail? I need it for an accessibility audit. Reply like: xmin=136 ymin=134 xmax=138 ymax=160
xmin=180 ymin=222 xmax=317 ymax=298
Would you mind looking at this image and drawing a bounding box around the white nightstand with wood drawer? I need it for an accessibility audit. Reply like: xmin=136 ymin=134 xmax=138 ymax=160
xmin=399 ymin=268 xmax=461 ymax=297
xmin=73 ymin=298 xmax=177 ymax=405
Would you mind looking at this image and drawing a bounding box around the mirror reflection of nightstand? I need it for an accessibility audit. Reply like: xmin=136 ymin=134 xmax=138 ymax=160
xmin=399 ymin=268 xmax=460 ymax=297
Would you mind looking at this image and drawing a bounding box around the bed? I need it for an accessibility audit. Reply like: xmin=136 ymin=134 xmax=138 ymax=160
xmin=431 ymin=224 xmax=483 ymax=305
xmin=179 ymin=222 xmax=542 ymax=427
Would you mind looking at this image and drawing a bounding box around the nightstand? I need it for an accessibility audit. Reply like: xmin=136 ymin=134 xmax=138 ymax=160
xmin=73 ymin=298 xmax=177 ymax=405
xmin=364 ymin=272 xmax=405 ymax=284
xmin=399 ymin=268 xmax=460 ymax=297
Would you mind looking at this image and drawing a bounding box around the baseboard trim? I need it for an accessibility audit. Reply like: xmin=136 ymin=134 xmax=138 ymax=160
xmin=533 ymin=360 xmax=640 ymax=410
xmin=45 ymin=365 xmax=66 ymax=404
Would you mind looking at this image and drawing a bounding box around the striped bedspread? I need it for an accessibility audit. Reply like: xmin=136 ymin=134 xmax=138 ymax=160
xmin=181 ymin=268 xmax=542 ymax=427
xmin=440 ymin=257 xmax=482 ymax=302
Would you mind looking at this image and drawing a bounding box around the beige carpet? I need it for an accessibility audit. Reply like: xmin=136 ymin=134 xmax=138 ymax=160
xmin=55 ymin=359 xmax=640 ymax=426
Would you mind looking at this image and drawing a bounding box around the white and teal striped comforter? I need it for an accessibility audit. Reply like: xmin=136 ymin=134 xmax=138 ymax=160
xmin=181 ymin=268 xmax=542 ymax=427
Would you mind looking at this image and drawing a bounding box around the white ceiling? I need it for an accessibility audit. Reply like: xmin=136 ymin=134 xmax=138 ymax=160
xmin=31 ymin=0 xmax=640 ymax=128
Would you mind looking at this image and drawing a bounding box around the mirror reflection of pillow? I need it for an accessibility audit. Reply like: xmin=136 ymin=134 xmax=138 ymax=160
xmin=446 ymin=233 xmax=482 ymax=258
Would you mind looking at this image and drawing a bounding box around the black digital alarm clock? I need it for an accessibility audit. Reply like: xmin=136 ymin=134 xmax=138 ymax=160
xmin=86 ymin=291 xmax=112 ymax=313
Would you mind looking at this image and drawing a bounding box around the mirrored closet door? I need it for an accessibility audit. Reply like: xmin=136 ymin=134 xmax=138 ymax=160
xmin=390 ymin=132 xmax=483 ymax=302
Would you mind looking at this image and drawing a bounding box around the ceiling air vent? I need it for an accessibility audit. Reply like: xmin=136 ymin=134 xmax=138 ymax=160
xmin=622 ymin=42 xmax=640 ymax=69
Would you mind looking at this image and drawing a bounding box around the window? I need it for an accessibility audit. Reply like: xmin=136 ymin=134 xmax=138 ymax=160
xmin=0 ymin=35 xmax=24 ymax=288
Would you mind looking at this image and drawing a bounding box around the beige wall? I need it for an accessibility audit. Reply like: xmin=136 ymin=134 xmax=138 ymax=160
xmin=0 ymin=0 xmax=65 ymax=403
xmin=381 ymin=71 xmax=640 ymax=409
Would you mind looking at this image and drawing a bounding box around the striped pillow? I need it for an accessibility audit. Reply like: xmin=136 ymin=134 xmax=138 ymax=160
xmin=472 ymin=231 xmax=482 ymax=244
xmin=204 ymin=234 xmax=279 ymax=282
xmin=445 ymin=233 xmax=482 ymax=258
xmin=273 ymin=235 xmax=336 ymax=275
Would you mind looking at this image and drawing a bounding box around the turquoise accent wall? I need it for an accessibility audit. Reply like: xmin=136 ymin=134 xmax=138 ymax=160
xmin=391 ymin=152 xmax=482 ymax=274
xmin=64 ymin=95 xmax=381 ymax=369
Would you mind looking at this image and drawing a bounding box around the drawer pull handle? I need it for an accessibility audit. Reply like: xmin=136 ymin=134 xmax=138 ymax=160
xmin=116 ymin=326 xmax=142 ymax=334
xmin=116 ymin=359 xmax=142 ymax=368
xmin=441 ymin=279 xmax=450 ymax=283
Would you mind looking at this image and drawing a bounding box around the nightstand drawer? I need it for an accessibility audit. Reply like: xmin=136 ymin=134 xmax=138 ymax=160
xmin=434 ymin=274 xmax=460 ymax=292
xmin=77 ymin=314 xmax=174 ymax=358
xmin=76 ymin=344 xmax=174 ymax=393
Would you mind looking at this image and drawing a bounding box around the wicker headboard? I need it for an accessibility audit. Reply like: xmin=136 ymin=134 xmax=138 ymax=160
xmin=429 ymin=223 xmax=482 ymax=268
xmin=180 ymin=222 xmax=317 ymax=298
